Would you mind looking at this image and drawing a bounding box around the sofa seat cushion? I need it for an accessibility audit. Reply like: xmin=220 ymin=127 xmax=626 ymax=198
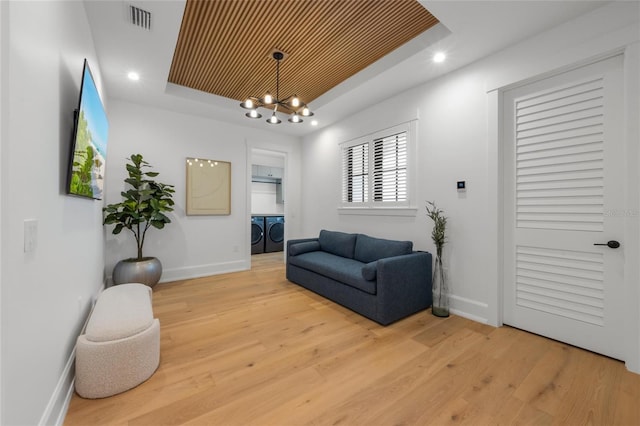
xmin=319 ymin=230 xmax=357 ymax=259
xmin=354 ymin=234 xmax=413 ymax=263
xmin=85 ymin=283 xmax=154 ymax=342
xmin=289 ymin=251 xmax=376 ymax=295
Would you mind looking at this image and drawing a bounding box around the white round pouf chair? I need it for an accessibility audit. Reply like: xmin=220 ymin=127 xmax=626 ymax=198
xmin=75 ymin=283 xmax=160 ymax=399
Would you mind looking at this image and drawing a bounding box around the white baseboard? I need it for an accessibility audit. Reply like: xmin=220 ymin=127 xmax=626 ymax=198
xmin=38 ymin=347 xmax=76 ymax=426
xmin=38 ymin=280 xmax=106 ymax=426
xmin=449 ymin=294 xmax=490 ymax=324
xmin=159 ymin=259 xmax=249 ymax=283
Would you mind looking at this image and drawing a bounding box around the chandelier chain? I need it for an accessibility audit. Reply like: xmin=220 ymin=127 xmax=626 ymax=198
xmin=275 ymin=57 xmax=280 ymax=102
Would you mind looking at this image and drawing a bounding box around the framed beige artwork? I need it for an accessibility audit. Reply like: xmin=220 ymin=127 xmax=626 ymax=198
xmin=186 ymin=157 xmax=231 ymax=215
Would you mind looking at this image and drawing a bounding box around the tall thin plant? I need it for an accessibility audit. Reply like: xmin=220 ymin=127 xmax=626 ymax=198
xmin=426 ymin=200 xmax=449 ymax=316
xmin=425 ymin=201 xmax=447 ymax=258
xmin=103 ymin=154 xmax=175 ymax=260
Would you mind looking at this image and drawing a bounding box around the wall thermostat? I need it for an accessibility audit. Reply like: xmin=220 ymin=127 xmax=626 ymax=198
xmin=457 ymin=181 xmax=466 ymax=191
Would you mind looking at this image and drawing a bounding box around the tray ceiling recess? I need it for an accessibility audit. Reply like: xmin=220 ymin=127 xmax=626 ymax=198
xmin=168 ymin=0 xmax=439 ymax=112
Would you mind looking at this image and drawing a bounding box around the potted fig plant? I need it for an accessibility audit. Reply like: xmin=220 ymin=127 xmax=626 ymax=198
xmin=103 ymin=154 xmax=175 ymax=287
xmin=426 ymin=200 xmax=448 ymax=317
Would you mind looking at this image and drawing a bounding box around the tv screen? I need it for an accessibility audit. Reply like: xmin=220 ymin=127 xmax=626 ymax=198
xmin=67 ymin=59 xmax=109 ymax=199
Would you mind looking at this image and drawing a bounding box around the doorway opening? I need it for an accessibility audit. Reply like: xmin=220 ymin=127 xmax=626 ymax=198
xmin=250 ymin=148 xmax=287 ymax=269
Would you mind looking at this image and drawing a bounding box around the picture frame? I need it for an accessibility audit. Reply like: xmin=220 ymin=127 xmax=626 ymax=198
xmin=186 ymin=157 xmax=231 ymax=215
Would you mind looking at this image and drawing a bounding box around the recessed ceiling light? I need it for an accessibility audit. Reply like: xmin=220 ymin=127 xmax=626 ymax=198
xmin=311 ymin=120 xmax=318 ymax=126
xmin=127 ymin=71 xmax=140 ymax=81
xmin=433 ymin=52 xmax=446 ymax=63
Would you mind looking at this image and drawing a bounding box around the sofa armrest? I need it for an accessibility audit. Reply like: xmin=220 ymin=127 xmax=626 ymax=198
xmin=286 ymin=238 xmax=319 ymax=281
xmin=375 ymin=251 xmax=433 ymax=325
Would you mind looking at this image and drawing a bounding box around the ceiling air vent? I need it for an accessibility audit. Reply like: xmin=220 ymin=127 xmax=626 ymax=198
xmin=129 ymin=5 xmax=151 ymax=31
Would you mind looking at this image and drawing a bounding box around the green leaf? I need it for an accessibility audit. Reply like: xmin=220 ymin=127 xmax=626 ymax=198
xmin=126 ymin=163 xmax=140 ymax=174
xmin=130 ymin=154 xmax=142 ymax=165
xmin=124 ymin=177 xmax=140 ymax=187
xmin=151 ymin=220 xmax=166 ymax=229
xmin=103 ymin=216 xmax=120 ymax=225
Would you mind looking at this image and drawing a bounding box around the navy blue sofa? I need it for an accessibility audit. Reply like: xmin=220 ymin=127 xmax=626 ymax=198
xmin=286 ymin=230 xmax=432 ymax=325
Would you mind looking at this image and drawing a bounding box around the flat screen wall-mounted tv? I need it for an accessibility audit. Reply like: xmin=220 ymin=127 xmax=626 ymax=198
xmin=67 ymin=59 xmax=109 ymax=200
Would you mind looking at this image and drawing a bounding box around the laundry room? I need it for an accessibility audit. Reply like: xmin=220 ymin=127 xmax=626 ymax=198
xmin=251 ymin=150 xmax=285 ymax=255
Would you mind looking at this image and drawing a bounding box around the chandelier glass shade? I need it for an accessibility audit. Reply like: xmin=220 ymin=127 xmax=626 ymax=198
xmin=240 ymin=51 xmax=313 ymax=124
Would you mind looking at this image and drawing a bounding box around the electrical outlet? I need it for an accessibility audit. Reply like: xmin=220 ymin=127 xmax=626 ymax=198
xmin=233 ymin=245 xmax=239 ymax=253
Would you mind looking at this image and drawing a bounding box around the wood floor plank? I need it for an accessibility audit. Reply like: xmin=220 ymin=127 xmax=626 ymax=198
xmin=64 ymin=253 xmax=640 ymax=426
xmin=611 ymin=366 xmax=640 ymax=425
xmin=551 ymin=351 xmax=633 ymax=426
xmin=237 ymin=339 xmax=427 ymax=426
xmin=513 ymin=342 xmax=577 ymax=416
xmin=305 ymin=329 xmax=491 ymax=426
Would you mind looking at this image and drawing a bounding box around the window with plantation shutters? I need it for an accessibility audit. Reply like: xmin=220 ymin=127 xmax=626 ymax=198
xmin=373 ymin=132 xmax=407 ymax=202
xmin=340 ymin=122 xmax=413 ymax=212
xmin=342 ymin=142 xmax=369 ymax=203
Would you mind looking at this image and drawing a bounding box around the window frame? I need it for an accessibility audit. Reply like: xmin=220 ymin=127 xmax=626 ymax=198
xmin=338 ymin=121 xmax=417 ymax=217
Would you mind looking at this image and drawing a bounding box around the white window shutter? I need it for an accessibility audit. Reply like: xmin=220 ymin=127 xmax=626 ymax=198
xmin=373 ymin=132 xmax=408 ymax=203
xmin=342 ymin=142 xmax=369 ymax=203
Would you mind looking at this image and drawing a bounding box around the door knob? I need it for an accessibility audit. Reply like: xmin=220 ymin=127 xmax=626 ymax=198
xmin=594 ymin=240 xmax=620 ymax=249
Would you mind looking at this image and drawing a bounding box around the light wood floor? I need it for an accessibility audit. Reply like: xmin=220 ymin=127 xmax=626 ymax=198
xmin=65 ymin=252 xmax=640 ymax=425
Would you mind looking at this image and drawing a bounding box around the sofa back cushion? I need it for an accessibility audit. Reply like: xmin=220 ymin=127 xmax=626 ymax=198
xmin=319 ymin=230 xmax=357 ymax=259
xmin=354 ymin=234 xmax=413 ymax=263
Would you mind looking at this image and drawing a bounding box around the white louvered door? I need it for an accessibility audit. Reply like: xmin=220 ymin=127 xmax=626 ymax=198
xmin=503 ymin=55 xmax=625 ymax=360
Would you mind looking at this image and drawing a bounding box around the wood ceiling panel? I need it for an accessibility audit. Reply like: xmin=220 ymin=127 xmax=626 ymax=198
xmin=168 ymin=0 xmax=438 ymax=110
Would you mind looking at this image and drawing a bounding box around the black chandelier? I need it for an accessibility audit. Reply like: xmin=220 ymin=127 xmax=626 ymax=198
xmin=240 ymin=51 xmax=314 ymax=124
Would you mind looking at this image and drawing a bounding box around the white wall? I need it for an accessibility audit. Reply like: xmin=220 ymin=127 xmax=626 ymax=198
xmin=251 ymin=182 xmax=284 ymax=215
xmin=104 ymin=100 xmax=301 ymax=282
xmin=0 ymin=2 xmax=106 ymax=425
xmin=301 ymin=2 xmax=640 ymax=370
xmin=251 ymin=151 xmax=286 ymax=215
xmin=0 ymin=1 xmax=6 ymax=423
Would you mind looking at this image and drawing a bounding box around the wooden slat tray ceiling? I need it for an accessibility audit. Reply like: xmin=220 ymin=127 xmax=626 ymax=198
xmin=168 ymin=0 xmax=438 ymax=109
